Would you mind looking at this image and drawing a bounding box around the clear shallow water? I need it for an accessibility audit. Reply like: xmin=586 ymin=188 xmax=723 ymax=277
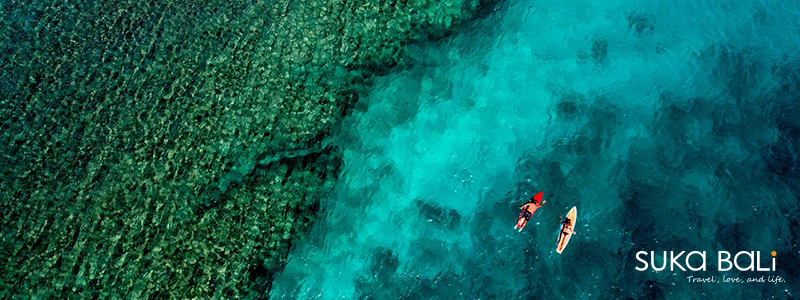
xmin=271 ymin=0 xmax=800 ymax=298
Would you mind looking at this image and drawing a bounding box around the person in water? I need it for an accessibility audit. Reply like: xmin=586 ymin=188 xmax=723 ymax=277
xmin=515 ymin=191 xmax=545 ymax=232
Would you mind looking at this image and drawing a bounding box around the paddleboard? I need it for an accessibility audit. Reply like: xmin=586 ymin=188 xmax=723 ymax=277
xmin=556 ymin=206 xmax=577 ymax=254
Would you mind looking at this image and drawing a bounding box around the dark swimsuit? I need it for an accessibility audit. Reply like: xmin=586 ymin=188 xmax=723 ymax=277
xmin=521 ymin=210 xmax=533 ymax=221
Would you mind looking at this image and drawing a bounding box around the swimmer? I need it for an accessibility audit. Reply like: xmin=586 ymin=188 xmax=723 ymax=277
xmin=514 ymin=191 xmax=545 ymax=232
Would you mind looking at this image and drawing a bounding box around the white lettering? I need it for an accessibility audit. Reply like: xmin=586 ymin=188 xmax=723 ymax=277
xmin=636 ymin=251 xmax=649 ymax=271
xmin=652 ymin=251 xmax=667 ymax=271
xmin=772 ymin=256 xmax=776 ymax=271
xmin=718 ymin=251 xmax=732 ymax=271
xmin=757 ymin=252 xmax=770 ymax=271
xmin=686 ymin=251 xmax=706 ymax=271
xmin=734 ymin=251 xmax=755 ymax=271
xmin=671 ymin=251 xmax=686 ymax=271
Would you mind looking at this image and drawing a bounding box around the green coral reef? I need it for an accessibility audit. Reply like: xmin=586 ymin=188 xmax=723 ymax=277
xmin=0 ymin=0 xmax=486 ymax=298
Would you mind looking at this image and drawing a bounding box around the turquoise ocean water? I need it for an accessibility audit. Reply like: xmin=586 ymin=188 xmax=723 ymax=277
xmin=272 ymin=0 xmax=800 ymax=298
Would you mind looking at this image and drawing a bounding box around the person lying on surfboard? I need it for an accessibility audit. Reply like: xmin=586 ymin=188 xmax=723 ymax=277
xmin=514 ymin=191 xmax=545 ymax=232
xmin=559 ymin=216 xmax=575 ymax=236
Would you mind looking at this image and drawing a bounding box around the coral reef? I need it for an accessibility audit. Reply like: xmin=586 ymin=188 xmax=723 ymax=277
xmin=0 ymin=0 xmax=487 ymax=298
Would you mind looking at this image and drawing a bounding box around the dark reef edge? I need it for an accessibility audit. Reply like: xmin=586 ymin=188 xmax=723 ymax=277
xmin=1 ymin=0 xmax=500 ymax=298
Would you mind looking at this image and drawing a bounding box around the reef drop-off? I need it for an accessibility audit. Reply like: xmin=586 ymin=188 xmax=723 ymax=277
xmin=0 ymin=0 xmax=492 ymax=298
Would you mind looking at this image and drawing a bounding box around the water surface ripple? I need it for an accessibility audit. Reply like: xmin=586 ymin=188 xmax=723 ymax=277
xmin=272 ymin=0 xmax=800 ymax=298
